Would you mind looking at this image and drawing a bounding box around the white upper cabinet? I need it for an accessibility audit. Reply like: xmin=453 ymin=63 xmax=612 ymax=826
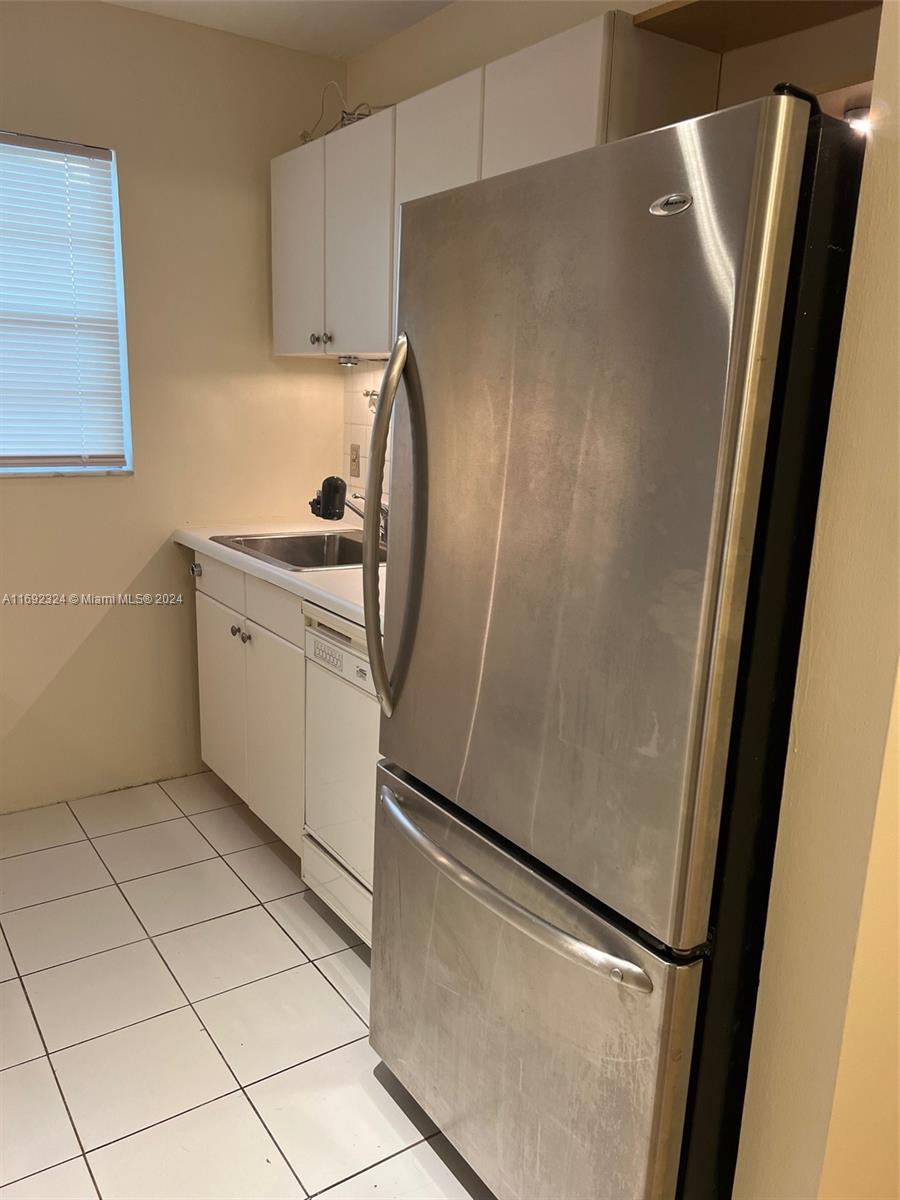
xmin=395 ymin=68 xmax=483 ymax=217
xmin=270 ymin=16 xmax=718 ymax=355
xmin=393 ymin=69 xmax=483 ymax=329
xmin=481 ymin=17 xmax=611 ymax=179
xmin=325 ymin=107 xmax=395 ymax=357
xmin=271 ymin=139 xmax=324 ymax=355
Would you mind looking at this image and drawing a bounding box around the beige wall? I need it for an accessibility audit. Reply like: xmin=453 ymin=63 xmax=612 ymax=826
xmin=346 ymin=0 xmax=650 ymax=109
xmin=0 ymin=2 xmax=345 ymax=812
xmin=819 ymin=673 xmax=899 ymax=1200
xmin=347 ymin=0 xmax=880 ymax=126
xmin=734 ymin=1 xmax=899 ymax=1194
xmin=719 ymin=6 xmax=882 ymax=107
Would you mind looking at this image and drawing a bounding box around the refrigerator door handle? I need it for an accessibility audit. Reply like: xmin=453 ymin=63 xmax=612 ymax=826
xmin=381 ymin=786 xmax=654 ymax=994
xmin=363 ymin=332 xmax=408 ymax=717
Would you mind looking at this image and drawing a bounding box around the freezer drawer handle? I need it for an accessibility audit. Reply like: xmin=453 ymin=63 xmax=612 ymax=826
xmin=363 ymin=332 xmax=407 ymax=717
xmin=382 ymin=788 xmax=653 ymax=994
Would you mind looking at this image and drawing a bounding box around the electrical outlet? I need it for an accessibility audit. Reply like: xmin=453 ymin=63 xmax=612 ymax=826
xmin=350 ymin=444 xmax=361 ymax=477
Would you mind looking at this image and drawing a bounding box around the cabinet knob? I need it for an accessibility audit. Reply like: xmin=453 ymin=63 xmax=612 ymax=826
xmin=240 ymin=630 xmax=252 ymax=644
xmin=322 ymin=332 xmax=334 ymax=344
xmin=230 ymin=625 xmax=240 ymax=637
xmin=309 ymin=333 xmax=322 ymax=346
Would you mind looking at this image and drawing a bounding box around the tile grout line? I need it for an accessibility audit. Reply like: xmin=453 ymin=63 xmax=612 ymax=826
xmin=100 ymin=808 xmax=375 ymax=1191
xmin=17 ymin=951 xmax=337 ymax=1063
xmin=0 ymin=834 xmax=87 ymax=864
xmin=182 ymin=802 xmax=280 ymax=856
xmin=0 ymin=1048 xmax=46 ymax=1076
xmin=0 ymin=920 xmax=18 ymax=981
xmin=307 ymin=946 xmax=369 ymax=1023
xmin=82 ymin=812 xmax=192 ymax=841
xmin=17 ymin=935 xmax=150 ymax=980
xmin=10 ymin=792 xmax=379 ymax=1197
xmin=0 ymin=1152 xmax=89 ymax=1195
xmin=1 ymin=919 xmax=104 ymax=1198
xmin=0 ymin=776 xmax=229 ymax=861
xmin=64 ymin=804 xmax=313 ymax=1200
xmin=152 ymin=812 xmax=371 ymax=1047
xmin=64 ymin=1086 xmax=243 ymax=1160
xmin=197 ymin=826 xmax=374 ymax=1030
xmin=121 ymin=826 xmax=373 ymax=1195
xmin=0 ymin=880 xmax=113 ymax=919
xmin=309 ymin=1134 xmax=434 ymax=1198
xmin=156 ymin=776 xmax=243 ymax=814
xmin=197 ymin=825 xmax=304 ymax=907
xmin=242 ymin=1032 xmax=370 ymax=1092
xmin=19 ymin=1000 xmax=192 ymax=1061
xmin=62 ymin=803 xmax=253 ymax=1196
xmin=2 ymin=818 xmax=298 ymax=919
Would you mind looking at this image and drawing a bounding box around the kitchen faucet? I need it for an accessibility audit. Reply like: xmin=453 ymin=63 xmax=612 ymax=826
xmin=346 ymin=491 xmax=389 ymax=546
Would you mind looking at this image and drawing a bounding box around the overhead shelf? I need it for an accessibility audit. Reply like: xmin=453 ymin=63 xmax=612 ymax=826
xmin=634 ymin=0 xmax=882 ymax=54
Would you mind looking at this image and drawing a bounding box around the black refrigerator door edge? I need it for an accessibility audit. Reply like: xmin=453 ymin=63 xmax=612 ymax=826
xmin=677 ymin=112 xmax=866 ymax=1197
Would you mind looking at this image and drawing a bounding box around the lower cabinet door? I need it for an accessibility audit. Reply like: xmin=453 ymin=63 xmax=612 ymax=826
xmin=196 ymin=591 xmax=247 ymax=799
xmin=244 ymin=619 xmax=305 ymax=854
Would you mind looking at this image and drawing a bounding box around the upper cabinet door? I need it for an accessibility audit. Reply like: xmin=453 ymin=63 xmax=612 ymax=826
xmin=325 ymin=108 xmax=395 ymax=357
xmin=481 ymin=17 xmax=611 ymax=179
xmin=395 ymin=68 xmax=483 ymax=214
xmin=271 ymin=139 xmax=325 ymax=355
xmin=394 ymin=69 xmax=483 ymax=331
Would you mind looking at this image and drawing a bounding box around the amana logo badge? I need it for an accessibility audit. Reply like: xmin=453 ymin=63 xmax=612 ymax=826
xmin=649 ymin=193 xmax=693 ymax=216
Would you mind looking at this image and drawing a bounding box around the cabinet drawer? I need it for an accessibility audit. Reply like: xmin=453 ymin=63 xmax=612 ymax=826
xmin=195 ymin=553 xmax=245 ymax=612
xmin=246 ymin=575 xmax=306 ymax=649
xmin=301 ymin=834 xmax=372 ymax=946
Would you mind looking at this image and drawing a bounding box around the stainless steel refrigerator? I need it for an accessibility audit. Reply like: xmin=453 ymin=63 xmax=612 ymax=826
xmin=360 ymin=91 xmax=863 ymax=1199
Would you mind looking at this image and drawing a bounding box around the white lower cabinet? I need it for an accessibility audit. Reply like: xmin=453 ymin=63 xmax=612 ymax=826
xmin=195 ymin=591 xmax=306 ymax=855
xmin=245 ymin=620 xmax=305 ymax=851
xmin=196 ymin=592 xmax=247 ymax=800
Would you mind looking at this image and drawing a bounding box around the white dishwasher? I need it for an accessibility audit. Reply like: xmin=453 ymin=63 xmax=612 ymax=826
xmin=303 ymin=613 xmax=380 ymax=944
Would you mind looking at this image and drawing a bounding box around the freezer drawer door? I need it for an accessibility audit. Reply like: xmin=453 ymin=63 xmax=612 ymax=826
xmin=370 ymin=766 xmax=702 ymax=1200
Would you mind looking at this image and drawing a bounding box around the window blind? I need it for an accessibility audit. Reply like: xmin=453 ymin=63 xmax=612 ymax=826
xmin=0 ymin=132 xmax=131 ymax=473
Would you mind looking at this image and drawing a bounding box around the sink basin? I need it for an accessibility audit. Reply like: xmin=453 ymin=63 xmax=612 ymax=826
xmin=210 ymin=530 xmax=385 ymax=572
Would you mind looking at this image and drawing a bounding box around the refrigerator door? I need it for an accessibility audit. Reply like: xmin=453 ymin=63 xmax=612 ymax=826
xmin=380 ymin=96 xmax=809 ymax=949
xmin=370 ymin=764 xmax=702 ymax=1200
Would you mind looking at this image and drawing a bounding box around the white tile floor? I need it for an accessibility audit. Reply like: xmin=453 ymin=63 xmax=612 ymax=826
xmin=0 ymin=773 xmax=492 ymax=1200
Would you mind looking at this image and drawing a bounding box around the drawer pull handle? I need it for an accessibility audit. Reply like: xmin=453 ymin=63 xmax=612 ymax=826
xmin=230 ymin=625 xmax=240 ymax=637
xmin=382 ymin=787 xmax=653 ymax=994
xmin=240 ymin=630 xmax=252 ymax=644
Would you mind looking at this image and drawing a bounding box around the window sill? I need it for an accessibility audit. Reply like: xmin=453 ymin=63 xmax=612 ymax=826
xmin=0 ymin=467 xmax=134 ymax=479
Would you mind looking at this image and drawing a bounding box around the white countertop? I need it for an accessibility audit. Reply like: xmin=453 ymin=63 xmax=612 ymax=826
xmin=172 ymin=516 xmax=383 ymax=627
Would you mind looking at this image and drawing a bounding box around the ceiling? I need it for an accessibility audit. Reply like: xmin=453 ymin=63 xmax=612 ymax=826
xmin=107 ymin=0 xmax=450 ymax=59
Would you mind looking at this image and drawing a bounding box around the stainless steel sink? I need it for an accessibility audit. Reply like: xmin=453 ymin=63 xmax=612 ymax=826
xmin=210 ymin=530 xmax=385 ymax=572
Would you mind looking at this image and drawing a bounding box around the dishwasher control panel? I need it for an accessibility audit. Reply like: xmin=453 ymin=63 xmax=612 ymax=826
xmin=305 ymin=626 xmax=377 ymax=698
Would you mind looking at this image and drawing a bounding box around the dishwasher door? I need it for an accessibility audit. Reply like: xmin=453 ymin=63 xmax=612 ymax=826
xmin=371 ymin=764 xmax=702 ymax=1200
xmin=304 ymin=627 xmax=380 ymax=887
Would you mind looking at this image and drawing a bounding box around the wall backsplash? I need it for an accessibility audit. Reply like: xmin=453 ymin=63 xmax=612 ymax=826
xmin=342 ymin=360 xmax=389 ymax=501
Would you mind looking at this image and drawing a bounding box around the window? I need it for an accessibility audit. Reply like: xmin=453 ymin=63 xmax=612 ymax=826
xmin=0 ymin=132 xmax=132 ymax=474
